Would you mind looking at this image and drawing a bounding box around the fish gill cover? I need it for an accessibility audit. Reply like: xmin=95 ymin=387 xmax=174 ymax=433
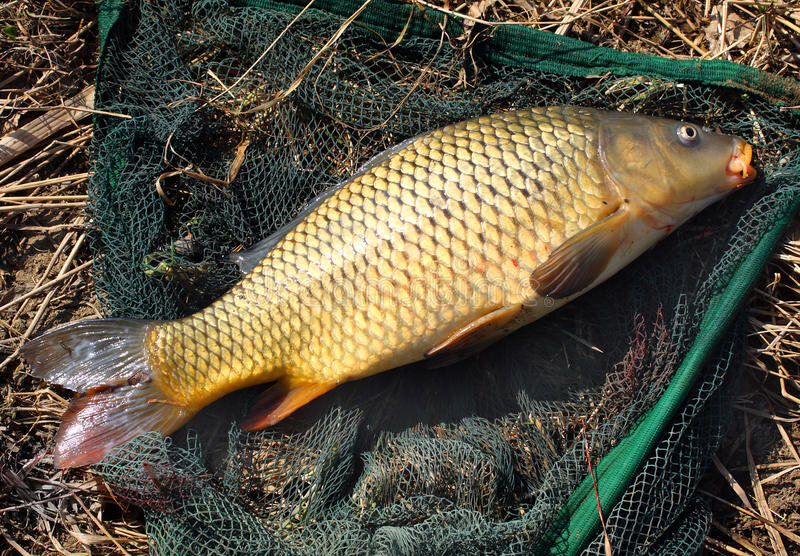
xmin=89 ymin=0 xmax=800 ymax=553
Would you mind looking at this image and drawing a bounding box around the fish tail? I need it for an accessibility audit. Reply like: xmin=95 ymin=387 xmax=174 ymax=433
xmin=21 ymin=319 xmax=191 ymax=468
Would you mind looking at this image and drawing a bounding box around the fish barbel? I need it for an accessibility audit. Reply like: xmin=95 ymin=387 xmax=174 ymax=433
xmin=22 ymin=106 xmax=756 ymax=467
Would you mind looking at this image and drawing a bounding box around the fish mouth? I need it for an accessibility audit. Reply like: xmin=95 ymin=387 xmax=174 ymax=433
xmin=724 ymin=140 xmax=756 ymax=189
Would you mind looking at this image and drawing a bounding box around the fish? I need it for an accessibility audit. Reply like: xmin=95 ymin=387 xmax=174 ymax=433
xmin=21 ymin=106 xmax=756 ymax=468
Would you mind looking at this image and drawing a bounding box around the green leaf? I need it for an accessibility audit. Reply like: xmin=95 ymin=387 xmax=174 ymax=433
xmin=2 ymin=25 xmax=18 ymax=38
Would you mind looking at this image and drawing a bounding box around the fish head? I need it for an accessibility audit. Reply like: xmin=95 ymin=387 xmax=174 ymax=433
xmin=598 ymin=112 xmax=756 ymax=227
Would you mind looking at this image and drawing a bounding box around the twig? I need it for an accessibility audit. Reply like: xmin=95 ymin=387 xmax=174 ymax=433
xmin=21 ymin=233 xmax=87 ymax=345
xmin=1 ymin=532 xmax=34 ymax=556
xmin=70 ymin=493 xmax=132 ymax=556
xmin=1 ymin=194 xmax=88 ymax=202
xmin=637 ymin=0 xmax=709 ymax=56
xmin=712 ymin=454 xmax=755 ymax=511
xmin=774 ymin=420 xmax=800 ymax=465
xmin=3 ymin=104 xmax=130 ymax=119
xmin=411 ymin=0 xmax=535 ymax=26
xmin=0 ymin=128 xmax=91 ymax=187
xmin=11 ymin=230 xmax=76 ymax=327
xmin=705 ymin=536 xmax=756 ymax=556
xmin=582 ymin=419 xmax=612 ymax=556
xmin=0 ymin=259 xmax=92 ymax=313
xmin=760 ymin=464 xmax=800 ymax=485
xmin=555 ymin=0 xmax=587 ymax=35
xmin=242 ymin=0 xmax=378 ymax=114
xmin=207 ymin=0 xmax=319 ymax=105
xmin=0 ymin=172 xmax=89 ymax=194
xmin=0 ymin=202 xmax=86 ymax=212
xmin=6 ymin=224 xmax=86 ymax=232
xmin=733 ymin=405 xmax=799 ymax=422
xmin=0 ymin=493 xmax=75 ymax=514
xmin=558 ymin=327 xmax=604 ymax=353
xmin=0 ymin=86 xmax=95 ymax=167
xmin=700 ymin=489 xmax=800 ymax=544
xmin=711 ymin=519 xmax=767 ymax=555
xmin=745 ymin=414 xmax=788 ymax=556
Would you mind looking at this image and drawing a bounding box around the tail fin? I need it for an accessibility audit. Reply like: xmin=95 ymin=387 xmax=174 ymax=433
xmin=21 ymin=319 xmax=191 ymax=468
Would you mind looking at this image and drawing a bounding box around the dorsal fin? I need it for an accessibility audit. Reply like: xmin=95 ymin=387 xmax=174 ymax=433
xmin=228 ymin=229 xmax=287 ymax=274
xmin=228 ymin=181 xmax=349 ymax=273
xmin=229 ymin=134 xmax=424 ymax=275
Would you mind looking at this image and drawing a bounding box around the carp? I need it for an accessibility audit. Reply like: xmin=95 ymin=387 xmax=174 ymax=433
xmin=22 ymin=106 xmax=756 ymax=467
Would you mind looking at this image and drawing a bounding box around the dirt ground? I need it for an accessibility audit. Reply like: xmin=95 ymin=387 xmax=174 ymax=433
xmin=1 ymin=0 xmax=799 ymax=554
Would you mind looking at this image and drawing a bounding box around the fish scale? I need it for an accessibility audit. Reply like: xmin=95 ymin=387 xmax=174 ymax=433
xmin=148 ymin=106 xmax=615 ymax=407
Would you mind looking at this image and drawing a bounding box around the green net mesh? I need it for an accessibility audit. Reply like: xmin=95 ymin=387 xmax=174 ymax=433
xmin=88 ymin=0 xmax=800 ymax=553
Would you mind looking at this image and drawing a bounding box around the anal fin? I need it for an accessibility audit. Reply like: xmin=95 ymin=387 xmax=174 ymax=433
xmin=531 ymin=208 xmax=628 ymax=299
xmin=426 ymin=304 xmax=522 ymax=358
xmin=240 ymin=380 xmax=337 ymax=431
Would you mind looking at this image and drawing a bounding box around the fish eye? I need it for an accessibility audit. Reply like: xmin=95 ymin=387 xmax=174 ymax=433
xmin=677 ymin=124 xmax=699 ymax=146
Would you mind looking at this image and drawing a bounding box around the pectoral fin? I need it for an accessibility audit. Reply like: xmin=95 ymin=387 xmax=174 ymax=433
xmin=426 ymin=304 xmax=522 ymax=357
xmin=240 ymin=379 xmax=337 ymax=431
xmin=531 ymin=209 xmax=628 ymax=299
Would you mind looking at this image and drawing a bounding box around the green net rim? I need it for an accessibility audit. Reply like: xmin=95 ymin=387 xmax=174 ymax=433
xmin=92 ymin=0 xmax=800 ymax=553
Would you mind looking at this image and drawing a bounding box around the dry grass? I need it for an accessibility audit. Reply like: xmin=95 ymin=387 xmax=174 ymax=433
xmin=410 ymin=0 xmax=800 ymax=76
xmin=0 ymin=0 xmax=798 ymax=553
